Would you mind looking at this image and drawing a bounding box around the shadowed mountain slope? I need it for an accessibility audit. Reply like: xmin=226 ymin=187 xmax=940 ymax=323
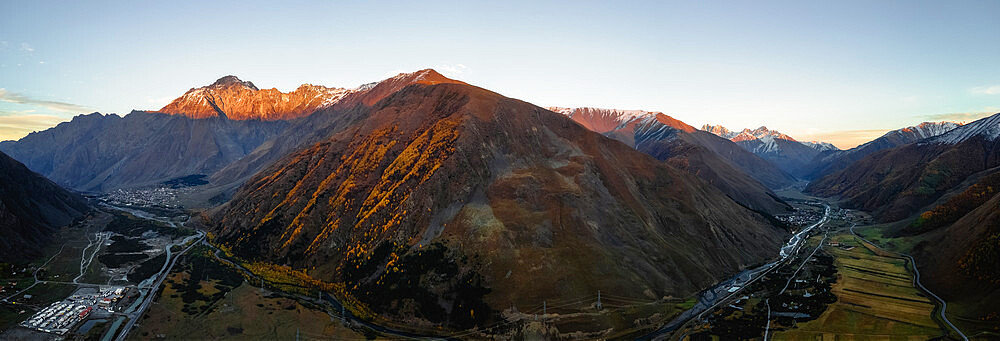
xmin=0 ymin=112 xmax=290 ymax=192
xmin=0 ymin=151 xmax=89 ymax=262
xmin=551 ymin=107 xmax=792 ymax=215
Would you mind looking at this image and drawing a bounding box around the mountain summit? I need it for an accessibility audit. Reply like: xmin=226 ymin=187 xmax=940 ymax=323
xmin=210 ymin=75 xmax=259 ymax=90
xmin=157 ymin=75 xmax=354 ymax=120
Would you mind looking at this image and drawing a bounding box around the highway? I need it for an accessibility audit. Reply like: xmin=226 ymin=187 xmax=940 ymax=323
xmin=849 ymin=224 xmax=968 ymax=341
xmin=111 ymin=229 xmax=203 ymax=341
xmin=94 ymin=205 xmax=206 ymax=341
xmin=642 ymin=203 xmax=831 ymax=340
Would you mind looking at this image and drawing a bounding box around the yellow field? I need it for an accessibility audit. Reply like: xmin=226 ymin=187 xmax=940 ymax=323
xmin=774 ymin=235 xmax=943 ymax=340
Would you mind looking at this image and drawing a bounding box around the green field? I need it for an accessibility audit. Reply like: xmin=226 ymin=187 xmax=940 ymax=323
xmin=774 ymin=234 xmax=943 ymax=340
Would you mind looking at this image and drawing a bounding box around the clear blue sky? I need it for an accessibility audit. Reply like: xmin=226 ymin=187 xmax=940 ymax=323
xmin=2 ymin=0 xmax=998 ymax=148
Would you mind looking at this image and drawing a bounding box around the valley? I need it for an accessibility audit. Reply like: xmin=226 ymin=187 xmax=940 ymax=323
xmin=0 ymin=180 xmax=899 ymax=340
xmin=6 ymin=182 xmax=974 ymax=340
xmin=665 ymin=198 xmax=976 ymax=340
xmin=0 ymin=191 xmax=200 ymax=340
xmin=1 ymin=65 xmax=998 ymax=340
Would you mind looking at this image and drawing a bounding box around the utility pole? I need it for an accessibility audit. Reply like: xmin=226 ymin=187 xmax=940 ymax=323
xmin=596 ymin=290 xmax=602 ymax=311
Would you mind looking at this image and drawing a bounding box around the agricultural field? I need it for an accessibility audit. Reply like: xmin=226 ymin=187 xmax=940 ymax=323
xmin=774 ymin=233 xmax=943 ymax=340
xmin=131 ymin=246 xmax=375 ymax=340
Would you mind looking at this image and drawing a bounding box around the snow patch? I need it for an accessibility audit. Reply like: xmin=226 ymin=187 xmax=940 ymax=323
xmin=930 ymin=114 xmax=1000 ymax=144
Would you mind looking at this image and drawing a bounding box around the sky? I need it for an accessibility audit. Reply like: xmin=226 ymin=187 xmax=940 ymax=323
xmin=1 ymin=1 xmax=998 ymax=148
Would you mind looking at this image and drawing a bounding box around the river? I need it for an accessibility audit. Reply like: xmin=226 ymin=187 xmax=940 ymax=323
xmin=639 ymin=204 xmax=830 ymax=340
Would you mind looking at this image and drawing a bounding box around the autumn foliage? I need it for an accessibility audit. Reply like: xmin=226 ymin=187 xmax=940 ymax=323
xmin=903 ymin=171 xmax=1000 ymax=235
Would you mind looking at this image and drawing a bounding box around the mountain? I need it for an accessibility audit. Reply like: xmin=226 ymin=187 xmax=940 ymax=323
xmin=550 ymin=107 xmax=793 ymax=215
xmin=157 ymin=75 xmax=354 ymax=120
xmin=0 ymin=70 xmax=463 ymax=197
xmin=802 ymin=141 xmax=839 ymax=151
xmin=806 ymin=113 xmax=999 ymax=222
xmin=802 ymin=121 xmax=960 ymax=180
xmin=702 ymin=125 xmax=824 ymax=178
xmin=805 ymin=116 xmax=997 ymax=326
xmin=0 ymin=112 xmax=290 ymax=192
xmin=907 ymin=169 xmax=1000 ymax=324
xmin=702 ymin=124 xmax=737 ymax=139
xmin=0 ymin=151 xmax=89 ymax=262
xmin=206 ymin=69 xmax=466 ymax=187
xmin=212 ymin=78 xmax=788 ymax=331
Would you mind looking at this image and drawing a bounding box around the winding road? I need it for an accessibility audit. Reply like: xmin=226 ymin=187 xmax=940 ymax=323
xmin=1 ymin=244 xmax=66 ymax=302
xmin=849 ymin=224 xmax=967 ymax=341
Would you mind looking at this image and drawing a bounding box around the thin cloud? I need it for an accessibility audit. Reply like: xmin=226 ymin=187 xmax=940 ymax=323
xmin=19 ymin=43 xmax=34 ymax=53
xmin=382 ymin=69 xmax=407 ymax=78
xmin=970 ymin=85 xmax=1000 ymax=95
xmin=0 ymin=113 xmax=69 ymax=141
xmin=799 ymin=129 xmax=890 ymax=150
xmin=0 ymin=88 xmax=92 ymax=113
xmin=920 ymin=111 xmax=996 ymax=123
xmin=435 ymin=64 xmax=468 ymax=77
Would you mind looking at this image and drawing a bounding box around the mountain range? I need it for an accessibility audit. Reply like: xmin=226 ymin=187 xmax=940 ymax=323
xmin=702 ymin=125 xmax=831 ymax=178
xmin=158 ymin=76 xmax=354 ymax=120
xmin=803 ymin=121 xmax=960 ymax=180
xmin=0 ymin=71 xmax=462 ymax=198
xmin=211 ymin=76 xmax=788 ymax=329
xmin=550 ymin=107 xmax=794 ymax=215
xmin=1 ymin=68 xmax=996 ymax=334
xmin=806 ymin=113 xmax=1000 ymax=320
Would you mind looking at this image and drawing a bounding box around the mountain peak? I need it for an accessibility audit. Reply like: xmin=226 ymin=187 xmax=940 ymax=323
xmin=387 ymin=68 xmax=460 ymax=85
xmin=158 ymin=76 xmax=353 ymax=120
xmin=709 ymin=125 xmax=797 ymax=143
xmin=701 ymin=124 xmax=736 ymax=139
xmin=548 ymin=107 xmax=662 ymax=133
xmin=803 ymin=141 xmax=839 ymax=151
xmin=210 ymin=75 xmax=258 ymax=90
xmin=930 ymin=113 xmax=1000 ymax=144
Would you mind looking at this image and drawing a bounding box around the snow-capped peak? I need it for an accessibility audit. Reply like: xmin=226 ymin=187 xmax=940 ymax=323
xmin=702 ymin=124 xmax=737 ymax=139
xmin=702 ymin=124 xmax=797 ymax=142
xmin=929 ymin=114 xmax=1000 ymax=144
xmin=894 ymin=121 xmax=961 ymax=140
xmin=802 ymin=141 xmax=839 ymax=151
xmin=548 ymin=107 xmax=659 ymax=127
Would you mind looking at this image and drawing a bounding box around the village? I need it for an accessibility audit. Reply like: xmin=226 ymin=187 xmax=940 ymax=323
xmin=18 ymin=286 xmax=135 ymax=336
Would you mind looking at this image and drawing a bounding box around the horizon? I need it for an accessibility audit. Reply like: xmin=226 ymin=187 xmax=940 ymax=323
xmin=2 ymin=1 xmax=999 ymax=148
